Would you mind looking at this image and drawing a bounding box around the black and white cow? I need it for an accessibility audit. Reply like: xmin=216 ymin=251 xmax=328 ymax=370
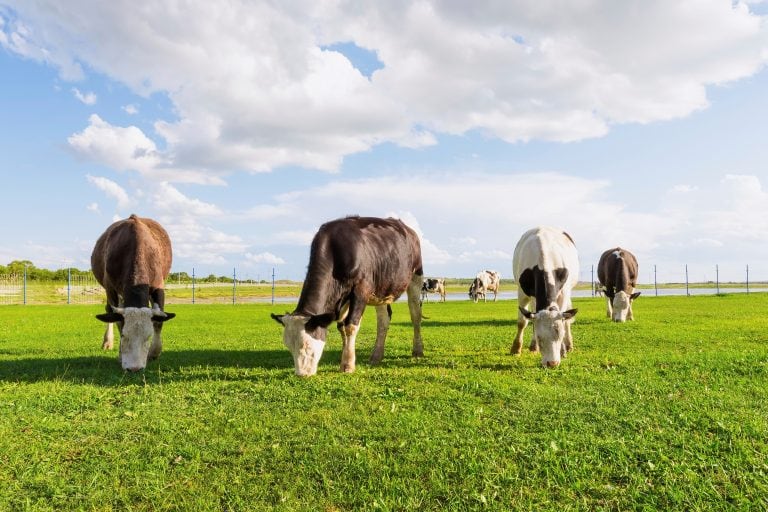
xmin=421 ymin=278 xmax=446 ymax=303
xmin=468 ymin=270 xmax=500 ymax=303
xmin=597 ymin=247 xmax=640 ymax=322
xmin=271 ymin=216 xmax=424 ymax=377
xmin=91 ymin=214 xmax=176 ymax=372
xmin=512 ymin=227 xmax=579 ymax=368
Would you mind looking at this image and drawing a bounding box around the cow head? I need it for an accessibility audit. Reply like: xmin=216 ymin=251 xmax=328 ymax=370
xmin=604 ymin=289 xmax=641 ymax=322
xmin=96 ymin=304 xmax=175 ymax=371
xmin=271 ymin=312 xmax=334 ymax=376
xmin=520 ymin=305 xmax=578 ymax=368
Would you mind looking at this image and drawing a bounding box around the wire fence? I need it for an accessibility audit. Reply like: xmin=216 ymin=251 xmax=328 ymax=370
xmin=1 ymin=264 xmax=766 ymax=306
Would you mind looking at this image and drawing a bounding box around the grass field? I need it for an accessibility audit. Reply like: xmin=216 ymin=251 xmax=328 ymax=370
xmin=1 ymin=295 xmax=767 ymax=511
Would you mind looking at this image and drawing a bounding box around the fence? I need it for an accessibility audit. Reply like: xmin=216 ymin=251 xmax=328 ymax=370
xmin=1 ymin=264 xmax=766 ymax=306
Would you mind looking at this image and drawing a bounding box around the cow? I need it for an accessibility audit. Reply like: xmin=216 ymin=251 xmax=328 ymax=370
xmin=597 ymin=247 xmax=640 ymax=322
xmin=421 ymin=278 xmax=446 ymax=303
xmin=512 ymin=227 xmax=579 ymax=368
xmin=91 ymin=214 xmax=176 ymax=372
xmin=271 ymin=216 xmax=424 ymax=377
xmin=468 ymin=270 xmax=500 ymax=302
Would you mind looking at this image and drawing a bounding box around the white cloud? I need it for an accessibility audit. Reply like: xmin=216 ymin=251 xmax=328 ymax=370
xmin=72 ymin=87 xmax=97 ymax=105
xmin=122 ymin=104 xmax=138 ymax=115
xmin=86 ymin=202 xmax=100 ymax=213
xmin=3 ymin=1 xmax=766 ymax=178
xmin=152 ymin=182 xmax=222 ymax=217
xmin=245 ymin=252 xmax=286 ymax=265
xmin=86 ymin=174 xmax=131 ymax=210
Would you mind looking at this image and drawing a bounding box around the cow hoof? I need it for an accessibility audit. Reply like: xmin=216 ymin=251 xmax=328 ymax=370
xmin=340 ymin=364 xmax=356 ymax=373
xmin=411 ymin=350 xmax=424 ymax=358
xmin=102 ymin=341 xmax=113 ymax=350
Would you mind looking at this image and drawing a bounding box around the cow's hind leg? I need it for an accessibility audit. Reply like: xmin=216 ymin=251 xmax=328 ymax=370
xmin=406 ymin=274 xmax=424 ymax=357
xmin=369 ymin=304 xmax=391 ymax=365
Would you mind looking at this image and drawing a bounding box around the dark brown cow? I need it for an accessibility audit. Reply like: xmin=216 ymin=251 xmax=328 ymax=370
xmin=271 ymin=216 xmax=424 ymax=376
xmin=597 ymin=247 xmax=640 ymax=322
xmin=91 ymin=214 xmax=175 ymax=371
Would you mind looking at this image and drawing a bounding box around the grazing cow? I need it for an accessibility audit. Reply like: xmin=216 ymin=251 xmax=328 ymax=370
xmin=512 ymin=227 xmax=579 ymax=368
xmin=597 ymin=247 xmax=640 ymax=322
xmin=421 ymin=278 xmax=446 ymax=303
xmin=91 ymin=214 xmax=176 ymax=372
xmin=271 ymin=216 xmax=424 ymax=377
xmin=468 ymin=270 xmax=500 ymax=302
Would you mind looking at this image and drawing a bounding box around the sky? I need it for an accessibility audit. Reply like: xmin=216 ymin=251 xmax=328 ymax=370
xmin=1 ymin=0 xmax=768 ymax=284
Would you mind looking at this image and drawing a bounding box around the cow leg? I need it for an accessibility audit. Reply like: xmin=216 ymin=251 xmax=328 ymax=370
xmin=369 ymin=304 xmax=391 ymax=365
xmin=101 ymin=289 xmax=120 ymax=350
xmin=148 ymin=289 xmax=166 ymax=360
xmin=511 ymin=296 xmax=531 ymax=355
xmin=605 ymin=297 xmax=613 ymax=318
xmin=340 ymin=293 xmax=366 ymax=373
xmin=628 ymin=300 xmax=635 ymax=321
xmin=560 ymin=295 xmax=574 ymax=354
xmin=406 ymin=274 xmax=424 ymax=357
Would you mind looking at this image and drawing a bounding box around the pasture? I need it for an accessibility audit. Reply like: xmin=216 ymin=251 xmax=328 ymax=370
xmin=1 ymin=295 xmax=767 ymax=511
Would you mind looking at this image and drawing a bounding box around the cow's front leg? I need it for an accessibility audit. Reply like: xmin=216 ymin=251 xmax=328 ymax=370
xmin=605 ymin=297 xmax=613 ymax=318
xmin=628 ymin=302 xmax=635 ymax=321
xmin=149 ymin=321 xmax=163 ymax=360
xmin=340 ymin=294 xmax=366 ymax=373
xmin=406 ymin=274 xmax=424 ymax=357
xmin=370 ymin=304 xmax=391 ymax=365
xmin=102 ymin=322 xmax=114 ymax=350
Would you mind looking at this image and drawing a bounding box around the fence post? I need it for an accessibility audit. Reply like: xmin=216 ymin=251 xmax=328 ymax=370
xmin=654 ymin=264 xmax=658 ymax=297
xmin=715 ymin=264 xmax=720 ymax=295
xmin=271 ymin=267 xmax=275 ymax=306
xmin=685 ymin=264 xmax=689 ymax=296
xmin=67 ymin=267 xmax=71 ymax=305
xmin=232 ymin=268 xmax=237 ymax=305
xmin=23 ymin=264 xmax=27 ymax=305
xmin=192 ymin=267 xmax=196 ymax=305
xmin=746 ymin=264 xmax=750 ymax=294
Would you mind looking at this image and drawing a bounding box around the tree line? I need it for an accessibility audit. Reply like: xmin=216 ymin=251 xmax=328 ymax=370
xmin=0 ymin=261 xmax=265 ymax=284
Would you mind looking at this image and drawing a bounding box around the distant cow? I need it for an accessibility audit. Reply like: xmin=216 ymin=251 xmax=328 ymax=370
xmin=271 ymin=216 xmax=424 ymax=377
xmin=597 ymin=247 xmax=640 ymax=322
xmin=512 ymin=227 xmax=579 ymax=368
xmin=421 ymin=278 xmax=446 ymax=303
xmin=91 ymin=214 xmax=176 ymax=372
xmin=468 ymin=270 xmax=500 ymax=302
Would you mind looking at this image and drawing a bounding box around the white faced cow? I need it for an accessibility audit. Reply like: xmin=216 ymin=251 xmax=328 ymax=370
xmin=468 ymin=270 xmax=500 ymax=302
xmin=91 ymin=215 xmax=175 ymax=372
xmin=271 ymin=216 xmax=424 ymax=377
xmin=512 ymin=227 xmax=579 ymax=368
xmin=421 ymin=278 xmax=446 ymax=303
xmin=597 ymin=247 xmax=640 ymax=322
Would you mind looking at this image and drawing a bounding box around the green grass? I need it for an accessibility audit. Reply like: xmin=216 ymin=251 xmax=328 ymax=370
xmin=1 ymin=295 xmax=767 ymax=511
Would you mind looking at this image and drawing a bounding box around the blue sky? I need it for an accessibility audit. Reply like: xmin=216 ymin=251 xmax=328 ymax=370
xmin=1 ymin=1 xmax=768 ymax=283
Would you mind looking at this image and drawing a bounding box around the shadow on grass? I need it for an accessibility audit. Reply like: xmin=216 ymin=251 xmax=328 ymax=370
xmin=0 ymin=348 xmax=311 ymax=385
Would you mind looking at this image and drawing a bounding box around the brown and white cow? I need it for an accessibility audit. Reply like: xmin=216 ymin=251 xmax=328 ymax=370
xmin=91 ymin=214 xmax=175 ymax=372
xmin=421 ymin=278 xmax=446 ymax=303
xmin=271 ymin=216 xmax=424 ymax=377
xmin=468 ymin=270 xmax=500 ymax=302
xmin=597 ymin=247 xmax=640 ymax=322
xmin=512 ymin=227 xmax=579 ymax=368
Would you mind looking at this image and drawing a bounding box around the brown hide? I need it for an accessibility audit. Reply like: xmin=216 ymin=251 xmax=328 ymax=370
xmin=91 ymin=214 xmax=172 ymax=307
xmin=597 ymin=247 xmax=638 ymax=295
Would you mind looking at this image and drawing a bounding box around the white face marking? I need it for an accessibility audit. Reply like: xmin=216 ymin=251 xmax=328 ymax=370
xmin=532 ymin=309 xmax=567 ymax=367
xmin=281 ymin=315 xmax=326 ymax=376
xmin=118 ymin=307 xmax=155 ymax=371
xmin=611 ymin=291 xmax=631 ymax=322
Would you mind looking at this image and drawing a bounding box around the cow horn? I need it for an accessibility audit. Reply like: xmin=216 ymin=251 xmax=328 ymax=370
xmin=152 ymin=303 xmax=167 ymax=317
xmin=111 ymin=305 xmax=125 ymax=315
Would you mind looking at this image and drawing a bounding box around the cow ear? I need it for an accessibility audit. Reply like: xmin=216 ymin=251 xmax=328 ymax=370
xmin=518 ymin=306 xmax=534 ymax=320
xmin=96 ymin=312 xmax=123 ymax=323
xmin=307 ymin=313 xmax=335 ymax=330
xmin=562 ymin=308 xmax=578 ymax=320
xmin=631 ymin=292 xmax=641 ymax=300
xmin=270 ymin=313 xmax=286 ymax=326
xmin=152 ymin=312 xmax=176 ymax=322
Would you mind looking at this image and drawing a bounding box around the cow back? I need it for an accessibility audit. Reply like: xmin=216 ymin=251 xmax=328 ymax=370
xmin=296 ymin=216 xmax=423 ymax=316
xmin=597 ymin=247 xmax=638 ymax=293
xmin=92 ymin=215 xmax=173 ymax=294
